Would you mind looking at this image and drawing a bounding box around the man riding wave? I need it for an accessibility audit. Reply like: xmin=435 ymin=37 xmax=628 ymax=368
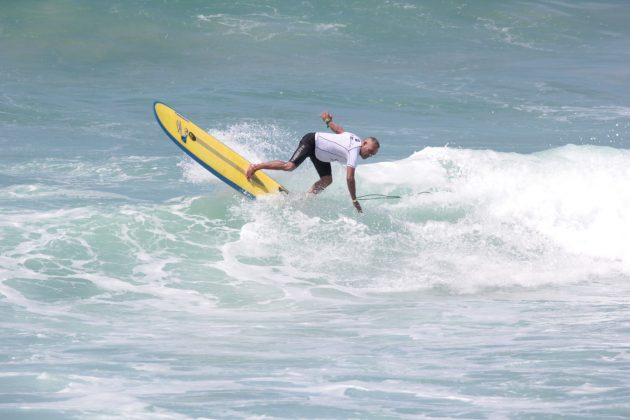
xmin=246 ymin=112 xmax=380 ymax=213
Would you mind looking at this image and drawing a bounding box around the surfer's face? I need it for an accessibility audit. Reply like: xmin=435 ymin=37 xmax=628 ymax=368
xmin=360 ymin=140 xmax=379 ymax=159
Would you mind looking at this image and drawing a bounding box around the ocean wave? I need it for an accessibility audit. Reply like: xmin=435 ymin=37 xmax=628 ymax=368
xmin=208 ymin=144 xmax=630 ymax=294
xmin=1 ymin=145 xmax=629 ymax=312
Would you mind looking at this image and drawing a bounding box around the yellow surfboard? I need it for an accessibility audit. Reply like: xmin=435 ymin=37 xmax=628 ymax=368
xmin=154 ymin=101 xmax=288 ymax=199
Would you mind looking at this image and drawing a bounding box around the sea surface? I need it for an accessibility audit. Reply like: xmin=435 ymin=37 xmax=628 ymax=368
xmin=2 ymin=1 xmax=630 ymax=419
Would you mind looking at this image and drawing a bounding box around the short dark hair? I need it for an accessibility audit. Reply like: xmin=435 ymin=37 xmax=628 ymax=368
xmin=366 ymin=137 xmax=380 ymax=148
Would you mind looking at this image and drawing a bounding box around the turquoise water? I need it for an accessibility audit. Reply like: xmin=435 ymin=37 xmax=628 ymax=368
xmin=2 ymin=1 xmax=630 ymax=418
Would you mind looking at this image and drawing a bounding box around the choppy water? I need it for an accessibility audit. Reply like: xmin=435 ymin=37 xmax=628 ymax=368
xmin=2 ymin=1 xmax=630 ymax=419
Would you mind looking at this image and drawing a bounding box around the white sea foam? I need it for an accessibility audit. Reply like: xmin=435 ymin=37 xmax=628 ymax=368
xmin=315 ymin=23 xmax=347 ymax=32
xmin=179 ymin=122 xmax=294 ymax=185
xmin=196 ymin=13 xmax=279 ymax=41
xmin=516 ymin=105 xmax=630 ymax=122
xmin=178 ymin=157 xmax=219 ymax=184
xmin=0 ymin=156 xmax=171 ymax=188
xmin=2 ymin=144 xmax=628 ymax=311
xmin=476 ymin=17 xmax=548 ymax=51
xmin=369 ymin=145 xmax=630 ymax=278
xmin=210 ymin=144 xmax=630 ymax=295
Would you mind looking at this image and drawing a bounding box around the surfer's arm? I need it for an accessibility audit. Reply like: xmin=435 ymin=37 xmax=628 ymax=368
xmin=346 ymin=166 xmax=362 ymax=213
xmin=320 ymin=111 xmax=344 ymax=134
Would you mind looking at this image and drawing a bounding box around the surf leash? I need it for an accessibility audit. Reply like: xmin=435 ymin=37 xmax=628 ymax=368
xmin=356 ymin=194 xmax=401 ymax=201
xmin=356 ymin=190 xmax=433 ymax=201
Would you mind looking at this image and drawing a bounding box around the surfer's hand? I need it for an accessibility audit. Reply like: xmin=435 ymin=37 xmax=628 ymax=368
xmin=353 ymin=199 xmax=363 ymax=213
xmin=246 ymin=164 xmax=257 ymax=180
xmin=320 ymin=111 xmax=332 ymax=123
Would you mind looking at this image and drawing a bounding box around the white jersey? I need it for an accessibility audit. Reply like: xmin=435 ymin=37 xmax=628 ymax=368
xmin=314 ymin=131 xmax=362 ymax=168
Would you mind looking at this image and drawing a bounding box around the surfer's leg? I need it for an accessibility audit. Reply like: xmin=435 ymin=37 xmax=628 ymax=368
xmin=308 ymin=176 xmax=332 ymax=194
xmin=246 ymin=161 xmax=296 ymax=180
xmin=308 ymin=157 xmax=332 ymax=194
xmin=247 ymin=133 xmax=315 ymax=181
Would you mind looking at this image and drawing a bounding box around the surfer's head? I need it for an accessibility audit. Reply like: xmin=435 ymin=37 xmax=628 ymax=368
xmin=360 ymin=137 xmax=380 ymax=159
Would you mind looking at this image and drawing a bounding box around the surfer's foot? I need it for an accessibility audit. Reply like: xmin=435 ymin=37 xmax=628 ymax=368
xmin=246 ymin=164 xmax=258 ymax=180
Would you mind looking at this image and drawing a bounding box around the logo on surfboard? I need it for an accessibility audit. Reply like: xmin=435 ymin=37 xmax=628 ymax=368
xmin=176 ymin=120 xmax=188 ymax=143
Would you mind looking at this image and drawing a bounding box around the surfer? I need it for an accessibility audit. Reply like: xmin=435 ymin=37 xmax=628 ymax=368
xmin=245 ymin=112 xmax=380 ymax=213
